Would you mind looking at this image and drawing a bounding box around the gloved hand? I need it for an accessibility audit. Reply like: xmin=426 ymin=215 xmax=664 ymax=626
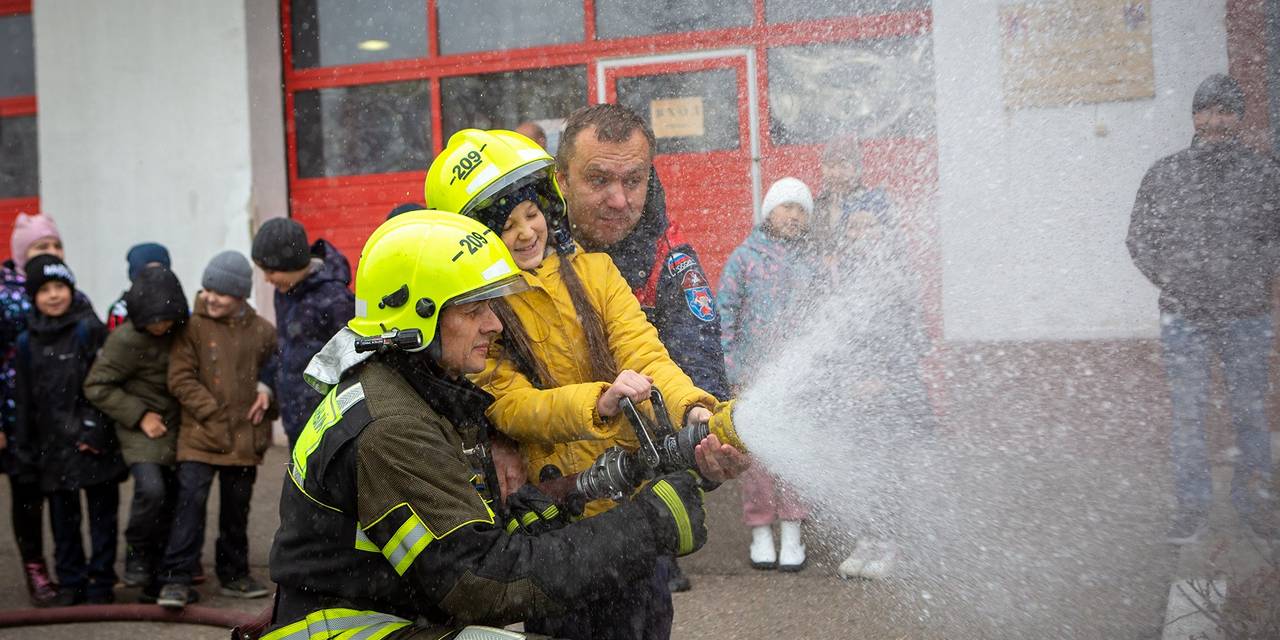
xmin=634 ymin=470 xmax=707 ymax=557
xmin=505 ymin=484 xmax=571 ymax=536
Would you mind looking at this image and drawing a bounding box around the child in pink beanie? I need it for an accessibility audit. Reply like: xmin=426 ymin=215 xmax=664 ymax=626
xmin=10 ymin=214 xmax=63 ymax=272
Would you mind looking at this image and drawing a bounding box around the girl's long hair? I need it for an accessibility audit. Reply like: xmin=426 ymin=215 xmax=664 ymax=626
xmin=491 ymin=249 xmax=617 ymax=389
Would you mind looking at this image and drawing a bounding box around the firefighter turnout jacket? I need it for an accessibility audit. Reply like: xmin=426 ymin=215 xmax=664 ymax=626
xmin=267 ymin=352 xmax=676 ymax=639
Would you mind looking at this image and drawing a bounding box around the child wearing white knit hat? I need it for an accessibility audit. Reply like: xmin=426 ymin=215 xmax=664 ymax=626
xmin=719 ymin=176 xmax=820 ymax=572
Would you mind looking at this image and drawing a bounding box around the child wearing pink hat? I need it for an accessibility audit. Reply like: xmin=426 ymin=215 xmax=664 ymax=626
xmin=0 ymin=212 xmax=66 ymax=606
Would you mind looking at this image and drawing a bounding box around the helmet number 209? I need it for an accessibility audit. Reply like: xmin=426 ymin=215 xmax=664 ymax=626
xmin=452 ymin=231 xmax=491 ymax=262
xmin=450 ymin=150 xmax=485 ymax=185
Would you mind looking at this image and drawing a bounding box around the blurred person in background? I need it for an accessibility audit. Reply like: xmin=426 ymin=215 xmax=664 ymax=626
xmin=1126 ymin=73 xmax=1280 ymax=544
xmin=718 ymin=177 xmax=822 ymax=572
xmin=251 ymin=218 xmax=354 ymax=451
xmin=515 ymin=120 xmax=548 ymax=150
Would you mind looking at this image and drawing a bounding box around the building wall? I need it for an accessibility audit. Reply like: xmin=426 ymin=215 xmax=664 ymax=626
xmin=934 ymin=0 xmax=1229 ymax=341
xmin=32 ymin=0 xmax=286 ymax=315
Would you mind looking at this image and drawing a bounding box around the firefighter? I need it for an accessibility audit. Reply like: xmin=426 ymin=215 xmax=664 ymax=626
xmin=425 ymin=130 xmax=746 ymax=640
xmin=264 ymin=210 xmax=711 ymax=640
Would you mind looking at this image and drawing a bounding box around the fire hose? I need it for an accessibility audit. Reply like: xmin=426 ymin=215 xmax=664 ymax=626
xmin=0 ymin=603 xmax=256 ymax=632
xmin=538 ymin=389 xmax=743 ymax=505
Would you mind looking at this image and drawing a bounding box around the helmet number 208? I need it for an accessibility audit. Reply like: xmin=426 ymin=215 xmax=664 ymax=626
xmin=450 ymin=150 xmax=485 ymax=185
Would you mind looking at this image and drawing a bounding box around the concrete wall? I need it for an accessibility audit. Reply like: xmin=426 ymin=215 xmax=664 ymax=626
xmin=934 ymin=0 xmax=1230 ymax=341
xmin=32 ymin=0 xmax=287 ymax=316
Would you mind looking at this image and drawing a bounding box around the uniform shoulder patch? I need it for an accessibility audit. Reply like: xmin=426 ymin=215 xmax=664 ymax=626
xmin=680 ymin=269 xmax=716 ymax=322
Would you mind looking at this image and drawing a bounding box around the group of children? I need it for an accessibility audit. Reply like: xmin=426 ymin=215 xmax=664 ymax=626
xmin=0 ymin=214 xmax=354 ymax=607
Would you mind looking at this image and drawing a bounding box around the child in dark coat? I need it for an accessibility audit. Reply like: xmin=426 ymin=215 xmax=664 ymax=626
xmin=13 ymin=255 xmax=124 ymax=605
xmin=84 ymin=265 xmax=189 ymax=600
xmin=250 ymin=218 xmax=353 ymax=449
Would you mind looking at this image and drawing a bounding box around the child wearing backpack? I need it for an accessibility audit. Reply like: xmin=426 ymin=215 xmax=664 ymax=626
xmin=13 ymin=255 xmax=124 ymax=605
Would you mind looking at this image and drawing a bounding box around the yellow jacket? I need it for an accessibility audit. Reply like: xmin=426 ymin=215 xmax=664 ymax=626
xmin=474 ymin=250 xmax=716 ymax=514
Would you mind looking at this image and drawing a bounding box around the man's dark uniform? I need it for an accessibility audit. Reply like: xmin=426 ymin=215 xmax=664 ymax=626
xmin=267 ymin=353 xmax=687 ymax=639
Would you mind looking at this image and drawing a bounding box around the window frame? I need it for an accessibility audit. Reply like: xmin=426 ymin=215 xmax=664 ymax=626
xmin=0 ymin=0 xmax=38 ymax=222
xmin=280 ymin=0 xmax=931 ymax=189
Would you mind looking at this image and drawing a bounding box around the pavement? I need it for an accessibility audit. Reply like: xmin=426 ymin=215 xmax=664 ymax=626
xmin=0 ymin=340 xmax=1273 ymax=639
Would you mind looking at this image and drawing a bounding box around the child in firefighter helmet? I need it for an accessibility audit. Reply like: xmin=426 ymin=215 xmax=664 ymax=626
xmin=426 ymin=130 xmax=742 ymax=639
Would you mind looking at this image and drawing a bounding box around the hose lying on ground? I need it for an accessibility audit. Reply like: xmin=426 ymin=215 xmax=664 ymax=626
xmin=0 ymin=603 xmax=254 ymax=631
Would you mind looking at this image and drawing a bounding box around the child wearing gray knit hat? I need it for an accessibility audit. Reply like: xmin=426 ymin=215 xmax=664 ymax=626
xmin=157 ymin=248 xmax=277 ymax=607
xmin=201 ymin=251 xmax=253 ymax=299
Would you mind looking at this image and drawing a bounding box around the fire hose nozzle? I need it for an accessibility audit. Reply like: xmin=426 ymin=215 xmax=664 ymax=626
xmin=705 ymin=400 xmax=746 ymax=452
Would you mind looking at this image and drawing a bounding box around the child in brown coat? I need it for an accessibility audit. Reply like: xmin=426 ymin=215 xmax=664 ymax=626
xmin=155 ymin=251 xmax=278 ymax=608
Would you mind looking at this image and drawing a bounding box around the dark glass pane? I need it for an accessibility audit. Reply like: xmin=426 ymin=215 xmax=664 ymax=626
xmin=766 ymin=0 xmax=929 ymax=24
xmin=0 ymin=116 xmax=38 ymax=199
xmin=596 ymin=0 xmax=751 ymax=39
xmin=441 ymin=66 xmax=586 ymax=148
xmin=0 ymin=15 xmax=35 ymax=98
xmin=291 ymin=0 xmax=427 ymax=69
xmin=437 ymin=0 xmax=583 ymax=55
xmin=768 ymin=37 xmax=935 ymax=145
xmin=294 ymin=81 xmax=431 ymax=178
xmin=616 ymin=69 xmax=740 ymax=155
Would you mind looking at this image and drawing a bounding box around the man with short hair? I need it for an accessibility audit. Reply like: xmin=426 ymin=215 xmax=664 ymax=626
xmin=1127 ymin=73 xmax=1280 ymax=544
xmin=555 ymin=103 xmax=731 ymax=594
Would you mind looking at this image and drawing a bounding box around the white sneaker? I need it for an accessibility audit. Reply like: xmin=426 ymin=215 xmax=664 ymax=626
xmin=859 ymin=540 xmax=899 ymax=580
xmin=837 ymin=540 xmax=870 ymax=579
xmin=749 ymin=525 xmax=777 ymax=569
xmin=838 ymin=538 xmax=899 ymax=580
xmin=778 ymin=521 xmax=806 ymax=571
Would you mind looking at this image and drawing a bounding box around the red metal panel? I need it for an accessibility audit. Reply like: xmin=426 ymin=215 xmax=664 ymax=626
xmin=0 ymin=95 xmax=35 ymax=117
xmin=0 ymin=0 xmax=30 ymax=17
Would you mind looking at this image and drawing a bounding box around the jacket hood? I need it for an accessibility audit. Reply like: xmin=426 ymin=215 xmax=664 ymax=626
xmin=304 ymin=327 xmax=374 ymax=394
xmin=27 ymin=295 xmax=96 ymax=336
xmin=127 ymin=266 xmax=189 ymax=329
xmin=590 ymin=167 xmax=669 ymax=290
xmin=287 ymin=239 xmax=352 ymax=298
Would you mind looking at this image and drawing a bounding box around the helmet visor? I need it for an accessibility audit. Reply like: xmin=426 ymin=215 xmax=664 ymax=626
xmin=467 ymin=167 xmax=562 ymax=232
xmin=448 ymin=273 xmax=529 ymax=307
